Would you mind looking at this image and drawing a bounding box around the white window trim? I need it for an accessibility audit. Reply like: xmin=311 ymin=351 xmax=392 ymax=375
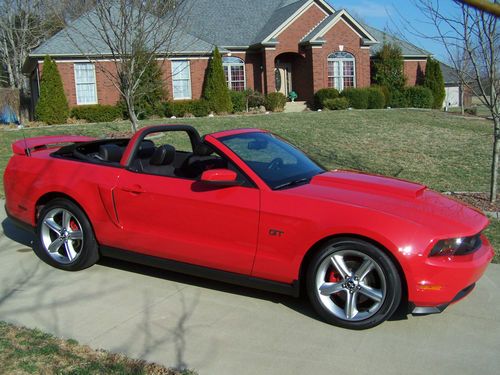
xmin=171 ymin=60 xmax=192 ymax=100
xmin=74 ymin=63 xmax=98 ymax=105
xmin=223 ymin=57 xmax=246 ymax=91
xmin=327 ymin=52 xmax=356 ymax=91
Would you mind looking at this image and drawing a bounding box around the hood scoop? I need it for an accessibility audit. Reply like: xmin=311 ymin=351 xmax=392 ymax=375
xmin=311 ymin=170 xmax=427 ymax=199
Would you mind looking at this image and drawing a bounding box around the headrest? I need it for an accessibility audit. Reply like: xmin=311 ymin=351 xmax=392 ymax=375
xmin=137 ymin=140 xmax=155 ymax=158
xmin=150 ymin=144 xmax=176 ymax=166
xmin=99 ymin=144 xmax=124 ymax=162
xmin=194 ymin=143 xmax=213 ymax=156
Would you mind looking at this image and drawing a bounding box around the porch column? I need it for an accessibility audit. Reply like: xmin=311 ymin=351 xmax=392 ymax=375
xmin=263 ymin=48 xmax=277 ymax=95
xmin=310 ymin=46 xmax=325 ymax=94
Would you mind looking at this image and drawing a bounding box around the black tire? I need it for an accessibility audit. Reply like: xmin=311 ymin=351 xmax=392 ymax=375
xmin=34 ymin=198 xmax=99 ymax=271
xmin=306 ymin=237 xmax=401 ymax=330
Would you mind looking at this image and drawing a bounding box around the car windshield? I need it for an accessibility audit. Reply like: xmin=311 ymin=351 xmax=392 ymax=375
xmin=220 ymin=132 xmax=325 ymax=190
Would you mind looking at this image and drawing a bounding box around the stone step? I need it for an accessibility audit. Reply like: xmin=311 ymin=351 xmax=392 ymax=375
xmin=284 ymin=101 xmax=308 ymax=113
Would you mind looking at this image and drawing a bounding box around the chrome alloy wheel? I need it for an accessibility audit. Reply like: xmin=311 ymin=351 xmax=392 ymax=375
xmin=315 ymin=249 xmax=387 ymax=321
xmin=40 ymin=208 xmax=84 ymax=264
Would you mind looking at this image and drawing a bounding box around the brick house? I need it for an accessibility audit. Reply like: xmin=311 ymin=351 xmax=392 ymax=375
xmin=23 ymin=0 xmax=429 ymax=113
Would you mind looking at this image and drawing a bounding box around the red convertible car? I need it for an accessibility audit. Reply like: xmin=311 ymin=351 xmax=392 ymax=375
xmin=3 ymin=125 xmax=494 ymax=329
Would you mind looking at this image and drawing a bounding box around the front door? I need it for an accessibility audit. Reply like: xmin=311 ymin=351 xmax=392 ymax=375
xmin=275 ymin=63 xmax=292 ymax=96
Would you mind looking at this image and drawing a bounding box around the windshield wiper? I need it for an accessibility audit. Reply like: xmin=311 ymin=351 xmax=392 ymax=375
xmin=274 ymin=177 xmax=311 ymax=190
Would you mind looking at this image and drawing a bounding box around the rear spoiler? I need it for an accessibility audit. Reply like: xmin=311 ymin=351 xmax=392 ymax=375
xmin=12 ymin=135 xmax=97 ymax=156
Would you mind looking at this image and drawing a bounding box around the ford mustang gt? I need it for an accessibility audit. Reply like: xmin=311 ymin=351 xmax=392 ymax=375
xmin=3 ymin=125 xmax=494 ymax=329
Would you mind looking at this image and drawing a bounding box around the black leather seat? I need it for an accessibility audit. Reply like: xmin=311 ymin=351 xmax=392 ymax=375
xmin=177 ymin=143 xmax=227 ymax=178
xmin=98 ymin=144 xmax=125 ymax=163
xmin=145 ymin=144 xmax=176 ymax=176
xmin=131 ymin=140 xmax=156 ymax=172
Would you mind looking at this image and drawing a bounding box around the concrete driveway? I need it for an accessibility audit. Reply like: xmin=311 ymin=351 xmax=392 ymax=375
xmin=1 ymin=202 xmax=499 ymax=375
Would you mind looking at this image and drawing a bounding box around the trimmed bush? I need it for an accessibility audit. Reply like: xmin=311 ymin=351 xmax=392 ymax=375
xmin=230 ymin=90 xmax=247 ymax=113
xmin=247 ymin=90 xmax=265 ymax=108
xmin=190 ymin=99 xmax=210 ymax=117
xmin=367 ymin=87 xmax=386 ymax=109
xmin=424 ymin=57 xmax=445 ymax=109
xmin=264 ymin=92 xmax=287 ymax=112
xmin=71 ymin=105 xmax=122 ymax=123
xmin=324 ymin=97 xmax=349 ymax=110
xmin=202 ymin=47 xmax=233 ymax=113
xmin=314 ymin=88 xmax=340 ymax=109
xmin=405 ymin=86 xmax=434 ymax=108
xmin=164 ymin=101 xmax=191 ymax=117
xmin=341 ymin=88 xmax=369 ymax=109
xmin=164 ymin=100 xmax=210 ymax=118
xmin=35 ymin=55 xmax=69 ymax=124
xmin=388 ymin=90 xmax=409 ymax=108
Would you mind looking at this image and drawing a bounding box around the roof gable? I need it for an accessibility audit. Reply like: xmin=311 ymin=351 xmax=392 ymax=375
xmin=301 ymin=9 xmax=378 ymax=46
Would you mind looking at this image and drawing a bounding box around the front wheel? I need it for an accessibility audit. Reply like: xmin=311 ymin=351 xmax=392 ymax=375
xmin=34 ymin=198 xmax=99 ymax=271
xmin=307 ymin=238 xmax=401 ymax=329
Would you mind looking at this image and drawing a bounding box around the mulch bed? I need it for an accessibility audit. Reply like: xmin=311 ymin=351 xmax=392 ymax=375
xmin=447 ymin=192 xmax=500 ymax=212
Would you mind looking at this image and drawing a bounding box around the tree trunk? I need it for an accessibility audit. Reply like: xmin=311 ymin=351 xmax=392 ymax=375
xmin=460 ymin=84 xmax=465 ymax=116
xmin=490 ymin=116 xmax=500 ymax=203
xmin=129 ymin=110 xmax=139 ymax=133
xmin=124 ymin=96 xmax=139 ymax=133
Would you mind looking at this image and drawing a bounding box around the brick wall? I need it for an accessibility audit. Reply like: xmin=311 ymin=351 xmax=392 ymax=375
xmin=311 ymin=20 xmax=371 ymax=94
xmin=403 ymin=60 xmax=427 ymax=86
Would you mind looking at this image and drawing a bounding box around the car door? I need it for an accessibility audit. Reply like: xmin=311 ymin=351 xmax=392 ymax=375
xmin=111 ymin=132 xmax=260 ymax=275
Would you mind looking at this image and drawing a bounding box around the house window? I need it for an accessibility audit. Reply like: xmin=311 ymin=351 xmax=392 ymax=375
xmin=327 ymin=52 xmax=356 ymax=91
xmin=223 ymin=56 xmax=245 ymax=91
xmin=171 ymin=60 xmax=192 ymax=100
xmin=74 ymin=63 xmax=97 ymax=105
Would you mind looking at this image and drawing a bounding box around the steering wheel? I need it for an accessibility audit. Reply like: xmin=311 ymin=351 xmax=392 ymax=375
xmin=267 ymin=157 xmax=284 ymax=171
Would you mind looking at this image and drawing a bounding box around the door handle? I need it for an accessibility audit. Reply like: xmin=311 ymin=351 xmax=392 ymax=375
xmin=121 ymin=184 xmax=145 ymax=194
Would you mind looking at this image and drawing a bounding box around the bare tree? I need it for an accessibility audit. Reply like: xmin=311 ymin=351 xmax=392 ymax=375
xmin=56 ymin=0 xmax=192 ymax=132
xmin=409 ymin=1 xmax=499 ymax=202
xmin=0 ymin=0 xmax=61 ymax=93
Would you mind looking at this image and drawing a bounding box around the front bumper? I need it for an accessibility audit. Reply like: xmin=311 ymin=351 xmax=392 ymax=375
xmin=408 ymin=235 xmax=494 ymax=311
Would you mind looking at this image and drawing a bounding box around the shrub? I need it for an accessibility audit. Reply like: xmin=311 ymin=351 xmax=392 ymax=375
xmin=314 ymin=88 xmax=340 ymax=109
xmin=388 ymin=90 xmax=409 ymax=108
xmin=230 ymin=90 xmax=247 ymax=113
xmin=323 ymin=97 xmax=349 ymax=110
xmin=202 ymin=47 xmax=233 ymax=113
xmin=164 ymin=101 xmax=191 ymax=117
xmin=424 ymin=57 xmax=445 ymax=109
xmin=372 ymin=43 xmax=406 ymax=92
xmin=190 ymin=99 xmax=210 ymax=117
xmin=341 ymin=88 xmax=369 ymax=109
xmin=247 ymin=90 xmax=265 ymax=108
xmin=465 ymin=106 xmax=478 ymax=116
xmin=71 ymin=105 xmax=122 ymax=123
xmin=264 ymin=92 xmax=287 ymax=112
xmin=164 ymin=100 xmax=210 ymax=118
xmin=134 ymin=58 xmax=167 ymax=119
xmin=405 ymin=86 xmax=434 ymax=108
xmin=35 ymin=55 xmax=69 ymax=124
xmin=367 ymin=87 xmax=386 ymax=109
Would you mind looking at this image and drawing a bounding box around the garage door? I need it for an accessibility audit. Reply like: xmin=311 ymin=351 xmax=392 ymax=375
xmin=444 ymin=86 xmax=460 ymax=108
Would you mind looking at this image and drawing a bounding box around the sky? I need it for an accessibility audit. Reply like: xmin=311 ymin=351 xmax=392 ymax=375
xmin=327 ymin=0 xmax=458 ymax=62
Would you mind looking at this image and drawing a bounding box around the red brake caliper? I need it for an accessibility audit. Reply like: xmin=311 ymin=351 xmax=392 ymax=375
xmin=69 ymin=220 xmax=79 ymax=231
xmin=327 ymin=269 xmax=342 ymax=283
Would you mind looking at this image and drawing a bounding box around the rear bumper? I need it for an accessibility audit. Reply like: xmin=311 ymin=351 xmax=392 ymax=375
xmin=408 ymin=235 xmax=494 ymax=309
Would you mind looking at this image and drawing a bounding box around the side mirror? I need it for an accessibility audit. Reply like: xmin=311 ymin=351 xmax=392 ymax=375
xmin=200 ymin=169 xmax=239 ymax=186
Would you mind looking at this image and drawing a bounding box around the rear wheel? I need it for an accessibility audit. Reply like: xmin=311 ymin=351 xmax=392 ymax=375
xmin=35 ymin=198 xmax=99 ymax=271
xmin=307 ymin=238 xmax=401 ymax=329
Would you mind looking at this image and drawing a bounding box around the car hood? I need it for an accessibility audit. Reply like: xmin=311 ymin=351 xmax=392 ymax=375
xmin=293 ymin=170 xmax=488 ymax=237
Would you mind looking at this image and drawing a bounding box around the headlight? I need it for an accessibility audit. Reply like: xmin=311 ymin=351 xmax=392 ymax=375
xmin=429 ymin=234 xmax=482 ymax=257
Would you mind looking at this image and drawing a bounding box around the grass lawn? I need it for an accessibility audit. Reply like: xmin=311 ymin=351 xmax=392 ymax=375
xmin=1 ymin=108 xmax=499 ymax=260
xmin=0 ymin=321 xmax=194 ymax=374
